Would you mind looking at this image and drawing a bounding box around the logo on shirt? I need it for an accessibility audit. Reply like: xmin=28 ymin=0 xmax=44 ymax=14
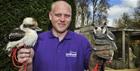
xmin=66 ymin=51 xmax=77 ymax=57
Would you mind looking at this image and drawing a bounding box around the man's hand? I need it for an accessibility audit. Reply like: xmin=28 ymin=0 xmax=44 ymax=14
xmin=17 ymin=43 xmax=34 ymax=64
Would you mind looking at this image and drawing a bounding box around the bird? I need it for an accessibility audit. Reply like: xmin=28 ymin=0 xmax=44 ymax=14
xmin=6 ymin=17 xmax=42 ymax=54
xmin=92 ymin=22 xmax=117 ymax=53
xmin=89 ymin=22 xmax=117 ymax=71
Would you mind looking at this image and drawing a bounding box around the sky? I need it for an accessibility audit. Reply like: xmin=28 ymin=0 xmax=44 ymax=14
xmin=78 ymin=0 xmax=139 ymax=27
xmin=107 ymin=0 xmax=139 ymax=27
xmin=109 ymin=0 xmax=121 ymax=6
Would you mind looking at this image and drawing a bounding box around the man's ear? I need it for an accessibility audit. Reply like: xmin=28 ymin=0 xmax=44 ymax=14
xmin=49 ymin=12 xmax=52 ymax=20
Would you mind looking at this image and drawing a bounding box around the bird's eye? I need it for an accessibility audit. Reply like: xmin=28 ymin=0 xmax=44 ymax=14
xmin=23 ymin=24 xmax=27 ymax=28
xmin=95 ymin=27 xmax=97 ymax=29
xmin=101 ymin=26 xmax=104 ymax=29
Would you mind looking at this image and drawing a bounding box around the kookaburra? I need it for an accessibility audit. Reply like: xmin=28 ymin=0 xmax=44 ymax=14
xmin=89 ymin=22 xmax=117 ymax=71
xmin=92 ymin=22 xmax=117 ymax=60
xmin=6 ymin=17 xmax=42 ymax=53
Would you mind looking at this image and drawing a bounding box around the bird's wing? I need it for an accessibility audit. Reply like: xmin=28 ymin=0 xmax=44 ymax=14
xmin=107 ymin=31 xmax=115 ymax=41
xmin=8 ymin=28 xmax=25 ymax=41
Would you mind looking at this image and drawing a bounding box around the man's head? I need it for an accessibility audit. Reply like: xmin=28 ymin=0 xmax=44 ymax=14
xmin=49 ymin=1 xmax=72 ymax=33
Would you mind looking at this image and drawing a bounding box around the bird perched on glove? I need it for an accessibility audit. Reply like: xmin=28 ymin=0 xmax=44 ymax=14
xmin=89 ymin=22 xmax=117 ymax=71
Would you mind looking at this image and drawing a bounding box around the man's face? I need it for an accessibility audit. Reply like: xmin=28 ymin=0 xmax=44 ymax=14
xmin=49 ymin=4 xmax=72 ymax=33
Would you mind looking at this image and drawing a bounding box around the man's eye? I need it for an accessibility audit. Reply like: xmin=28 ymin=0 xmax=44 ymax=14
xmin=64 ymin=14 xmax=71 ymax=18
xmin=55 ymin=14 xmax=61 ymax=17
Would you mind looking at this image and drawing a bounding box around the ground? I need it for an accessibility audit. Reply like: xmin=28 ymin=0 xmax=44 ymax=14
xmin=106 ymin=68 xmax=139 ymax=71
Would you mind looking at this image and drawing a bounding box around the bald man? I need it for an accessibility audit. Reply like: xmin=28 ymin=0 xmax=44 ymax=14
xmin=17 ymin=1 xmax=92 ymax=71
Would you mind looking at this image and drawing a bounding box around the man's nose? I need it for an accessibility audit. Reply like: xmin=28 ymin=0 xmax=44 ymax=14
xmin=60 ymin=15 xmax=65 ymax=22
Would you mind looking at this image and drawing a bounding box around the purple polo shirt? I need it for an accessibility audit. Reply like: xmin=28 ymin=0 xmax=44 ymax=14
xmin=33 ymin=30 xmax=92 ymax=71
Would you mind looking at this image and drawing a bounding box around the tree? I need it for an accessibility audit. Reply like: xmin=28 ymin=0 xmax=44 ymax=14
xmin=74 ymin=0 xmax=109 ymax=29
xmin=116 ymin=2 xmax=140 ymax=29
xmin=92 ymin=0 xmax=109 ymax=24
xmin=131 ymin=6 xmax=140 ymax=28
xmin=75 ymin=0 xmax=88 ymax=28
xmin=117 ymin=13 xmax=132 ymax=29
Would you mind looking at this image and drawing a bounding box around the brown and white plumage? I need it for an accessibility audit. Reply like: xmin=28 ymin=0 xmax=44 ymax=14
xmin=6 ymin=17 xmax=42 ymax=52
xmin=92 ymin=22 xmax=117 ymax=59
xmin=89 ymin=22 xmax=117 ymax=71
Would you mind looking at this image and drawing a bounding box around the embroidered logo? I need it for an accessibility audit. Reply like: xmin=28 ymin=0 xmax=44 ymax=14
xmin=66 ymin=51 xmax=77 ymax=57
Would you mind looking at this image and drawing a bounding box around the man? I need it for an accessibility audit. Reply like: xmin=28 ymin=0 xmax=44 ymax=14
xmin=16 ymin=1 xmax=92 ymax=71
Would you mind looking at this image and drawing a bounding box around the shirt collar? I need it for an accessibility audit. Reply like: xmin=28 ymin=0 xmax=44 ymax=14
xmin=64 ymin=30 xmax=72 ymax=40
xmin=48 ymin=30 xmax=56 ymax=38
xmin=48 ymin=30 xmax=72 ymax=40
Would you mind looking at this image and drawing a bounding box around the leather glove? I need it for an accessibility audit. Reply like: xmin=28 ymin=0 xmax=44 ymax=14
xmin=94 ymin=49 xmax=114 ymax=60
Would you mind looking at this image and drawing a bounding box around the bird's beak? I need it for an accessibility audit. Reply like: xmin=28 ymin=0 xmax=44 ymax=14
xmin=33 ymin=27 xmax=42 ymax=32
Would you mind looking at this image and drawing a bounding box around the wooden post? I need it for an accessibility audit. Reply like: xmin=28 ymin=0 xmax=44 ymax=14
xmin=122 ymin=30 xmax=125 ymax=63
